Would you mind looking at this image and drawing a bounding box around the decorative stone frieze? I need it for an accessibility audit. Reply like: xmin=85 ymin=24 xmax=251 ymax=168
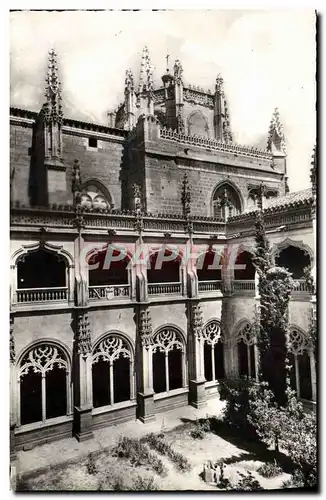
xmin=76 ymin=311 xmax=92 ymax=356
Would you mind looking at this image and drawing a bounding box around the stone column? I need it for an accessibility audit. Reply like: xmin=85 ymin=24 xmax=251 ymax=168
xmin=73 ymin=310 xmax=93 ymax=442
xmin=188 ymin=301 xmax=207 ymax=409
xmin=137 ymin=307 xmax=155 ymax=423
xmin=10 ymin=314 xmax=16 ymax=460
xmin=223 ymin=336 xmax=239 ymax=379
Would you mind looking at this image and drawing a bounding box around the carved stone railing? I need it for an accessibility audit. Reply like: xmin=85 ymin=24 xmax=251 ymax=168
xmin=148 ymin=282 xmax=182 ymax=296
xmin=292 ymin=279 xmax=310 ymax=293
xmin=183 ymin=86 xmax=214 ymax=108
xmin=232 ymin=280 xmax=255 ymax=292
xmin=88 ymin=284 xmax=130 ymax=300
xmin=198 ymin=280 xmax=222 ymax=293
xmin=16 ymin=287 xmax=68 ymax=303
xmin=153 ymin=88 xmax=165 ymax=104
xmin=159 ymin=127 xmax=272 ymax=160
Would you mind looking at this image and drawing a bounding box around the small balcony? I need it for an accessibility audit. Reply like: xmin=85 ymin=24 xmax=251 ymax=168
xmin=148 ymin=282 xmax=182 ymax=296
xmin=16 ymin=287 xmax=68 ymax=303
xmin=88 ymin=284 xmax=131 ymax=301
xmin=232 ymin=280 xmax=255 ymax=294
xmin=292 ymin=279 xmax=311 ymax=296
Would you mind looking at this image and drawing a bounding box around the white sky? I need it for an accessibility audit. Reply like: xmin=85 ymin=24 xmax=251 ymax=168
xmin=10 ymin=9 xmax=316 ymax=192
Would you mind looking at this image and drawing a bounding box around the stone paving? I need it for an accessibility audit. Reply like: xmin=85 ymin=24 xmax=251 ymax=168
xmin=15 ymin=399 xmax=225 ymax=476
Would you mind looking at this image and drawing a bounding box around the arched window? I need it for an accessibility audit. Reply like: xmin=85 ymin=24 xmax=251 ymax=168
xmin=236 ymin=322 xmax=257 ymax=379
xmin=275 ymin=245 xmax=311 ymax=279
xmin=18 ymin=343 xmax=70 ymax=426
xmin=88 ymin=246 xmax=131 ymax=300
xmin=212 ymin=184 xmax=242 ymax=219
xmin=234 ymin=251 xmax=256 ymax=280
xmin=17 ymin=248 xmax=66 ymax=289
xmin=92 ymin=334 xmax=134 ymax=408
xmin=203 ymin=321 xmax=224 ymax=382
xmin=80 ymin=182 xmax=112 ymax=210
xmin=288 ymin=328 xmax=313 ymax=401
xmin=147 ymin=248 xmax=182 ymax=296
xmin=196 ymin=249 xmax=222 ymax=282
xmin=152 ymin=327 xmax=185 ymax=394
xmin=187 ymin=111 xmax=209 ymax=138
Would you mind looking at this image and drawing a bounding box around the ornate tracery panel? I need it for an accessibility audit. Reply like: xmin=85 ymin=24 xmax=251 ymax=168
xmin=152 ymin=328 xmax=185 ymax=394
xmin=203 ymin=320 xmax=225 ymax=382
xmin=236 ymin=322 xmax=257 ymax=379
xmin=18 ymin=343 xmax=71 ymax=426
xmin=92 ymin=334 xmax=134 ymax=408
xmin=287 ymin=328 xmax=313 ymax=401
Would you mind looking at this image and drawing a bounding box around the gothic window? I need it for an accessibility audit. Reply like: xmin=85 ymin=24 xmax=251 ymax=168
xmin=88 ymin=246 xmax=130 ymax=287
xmin=203 ymin=321 xmax=224 ymax=382
xmin=17 ymin=248 xmax=66 ymax=289
xmin=212 ymin=184 xmax=242 ymax=220
xmin=275 ymin=245 xmax=311 ymax=279
xmin=152 ymin=328 xmax=185 ymax=394
xmin=18 ymin=343 xmax=70 ymax=426
xmin=92 ymin=334 xmax=134 ymax=408
xmin=236 ymin=322 xmax=257 ymax=379
xmin=234 ymin=251 xmax=256 ymax=280
xmin=196 ymin=250 xmax=222 ymax=282
xmin=288 ymin=328 xmax=313 ymax=401
xmin=147 ymin=249 xmax=181 ymax=284
xmin=80 ymin=182 xmax=112 ymax=210
xmin=187 ymin=111 xmax=209 ymax=138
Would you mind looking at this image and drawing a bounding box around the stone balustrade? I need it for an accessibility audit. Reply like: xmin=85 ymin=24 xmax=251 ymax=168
xmin=148 ymin=282 xmax=182 ymax=296
xmin=88 ymin=284 xmax=130 ymax=300
xmin=232 ymin=280 xmax=255 ymax=292
xmin=198 ymin=280 xmax=222 ymax=293
xmin=16 ymin=287 xmax=68 ymax=303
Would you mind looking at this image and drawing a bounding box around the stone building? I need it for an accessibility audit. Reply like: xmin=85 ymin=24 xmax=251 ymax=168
xmin=10 ymin=48 xmax=316 ymax=453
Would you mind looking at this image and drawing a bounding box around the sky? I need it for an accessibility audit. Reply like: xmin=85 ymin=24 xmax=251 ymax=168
xmin=10 ymin=10 xmax=316 ymax=192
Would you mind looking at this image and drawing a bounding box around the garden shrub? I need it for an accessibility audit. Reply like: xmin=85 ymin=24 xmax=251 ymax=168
xmin=112 ymin=436 xmax=167 ymax=476
xmin=190 ymin=418 xmax=211 ymax=439
xmin=257 ymin=460 xmax=283 ymax=478
xmin=86 ymin=453 xmax=98 ymax=475
xmin=145 ymin=433 xmax=191 ymax=472
xmin=235 ymin=471 xmax=263 ymax=491
xmin=131 ymin=475 xmax=159 ymax=491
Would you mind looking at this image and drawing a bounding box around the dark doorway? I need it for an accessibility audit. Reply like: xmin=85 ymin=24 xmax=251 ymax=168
xmin=17 ymin=249 xmax=66 ymax=289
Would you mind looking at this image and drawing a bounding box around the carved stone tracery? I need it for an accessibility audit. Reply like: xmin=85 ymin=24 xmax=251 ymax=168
xmin=236 ymin=322 xmax=256 ymax=346
xmin=152 ymin=328 xmax=184 ymax=354
xmin=19 ymin=344 xmax=68 ymax=378
xmin=287 ymin=328 xmax=311 ymax=356
xmin=203 ymin=320 xmax=224 ymax=346
xmin=92 ymin=335 xmax=131 ymax=364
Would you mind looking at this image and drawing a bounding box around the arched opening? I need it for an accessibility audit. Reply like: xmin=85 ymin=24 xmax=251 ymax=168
xmin=17 ymin=248 xmax=66 ymax=289
xmin=187 ymin=111 xmax=209 ymax=138
xmin=197 ymin=250 xmax=222 ymax=293
xmin=212 ymin=183 xmax=242 ymax=219
xmin=80 ymin=182 xmax=112 ymax=210
xmin=275 ymin=245 xmax=311 ymax=279
xmin=88 ymin=246 xmax=131 ymax=300
xmin=152 ymin=327 xmax=185 ymax=394
xmin=288 ymin=328 xmax=313 ymax=401
xmin=147 ymin=249 xmax=181 ymax=296
xmin=203 ymin=321 xmax=224 ymax=382
xmin=18 ymin=343 xmax=69 ymax=426
xmin=236 ymin=322 xmax=256 ymax=379
xmin=92 ymin=334 xmax=133 ymax=408
xmin=234 ymin=251 xmax=255 ymax=280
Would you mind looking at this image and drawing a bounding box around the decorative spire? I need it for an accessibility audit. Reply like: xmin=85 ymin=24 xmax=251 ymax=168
xmin=72 ymin=159 xmax=82 ymax=195
xmin=267 ymin=108 xmax=286 ymax=154
xmin=125 ymin=69 xmax=134 ymax=93
xmin=174 ymin=59 xmax=183 ymax=83
xmin=133 ymin=183 xmax=142 ymax=213
xmin=138 ymin=46 xmax=154 ymax=94
xmin=310 ymin=145 xmax=316 ymax=197
xmin=43 ymin=49 xmax=63 ymax=124
xmin=181 ymin=172 xmax=191 ymax=218
xmin=214 ymin=73 xmax=233 ymax=143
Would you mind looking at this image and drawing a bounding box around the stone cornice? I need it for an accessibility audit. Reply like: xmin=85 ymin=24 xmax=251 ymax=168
xmin=10 ymin=107 xmax=127 ymax=139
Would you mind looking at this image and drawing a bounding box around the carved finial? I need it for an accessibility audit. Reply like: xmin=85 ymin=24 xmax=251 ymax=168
xmin=43 ymin=48 xmax=63 ymax=124
xmin=215 ymin=74 xmax=224 ymax=94
xmin=267 ymin=108 xmax=286 ymax=154
xmin=181 ymin=172 xmax=191 ymax=218
xmin=125 ymin=68 xmax=134 ymax=93
xmin=10 ymin=315 xmax=15 ymax=363
xmin=174 ymin=59 xmax=183 ymax=82
xmin=72 ymin=159 xmax=82 ymax=194
xmin=138 ymin=46 xmax=154 ymax=94
xmin=133 ymin=183 xmax=142 ymax=213
xmin=310 ymin=145 xmax=316 ymax=197
xmin=257 ymin=182 xmax=266 ymax=211
xmin=214 ymin=73 xmax=233 ymax=144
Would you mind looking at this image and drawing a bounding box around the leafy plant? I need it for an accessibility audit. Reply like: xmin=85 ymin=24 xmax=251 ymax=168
xmin=145 ymin=433 xmax=191 ymax=472
xmin=190 ymin=418 xmax=211 ymax=439
xmin=131 ymin=475 xmax=159 ymax=491
xmin=235 ymin=471 xmax=263 ymax=491
xmin=112 ymin=436 xmax=167 ymax=476
xmin=257 ymin=460 xmax=283 ymax=478
xmin=86 ymin=452 xmax=98 ymax=475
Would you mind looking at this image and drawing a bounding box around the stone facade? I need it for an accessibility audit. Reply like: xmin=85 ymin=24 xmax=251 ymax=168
xmin=9 ymin=48 xmax=316 ymax=453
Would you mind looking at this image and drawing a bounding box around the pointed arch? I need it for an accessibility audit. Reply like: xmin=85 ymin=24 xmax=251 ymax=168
xmin=187 ymin=110 xmax=209 ymax=138
xmin=288 ymin=325 xmax=313 ymax=401
xmin=81 ymin=178 xmax=114 ymax=209
xmin=211 ymin=179 xmax=244 ymax=218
